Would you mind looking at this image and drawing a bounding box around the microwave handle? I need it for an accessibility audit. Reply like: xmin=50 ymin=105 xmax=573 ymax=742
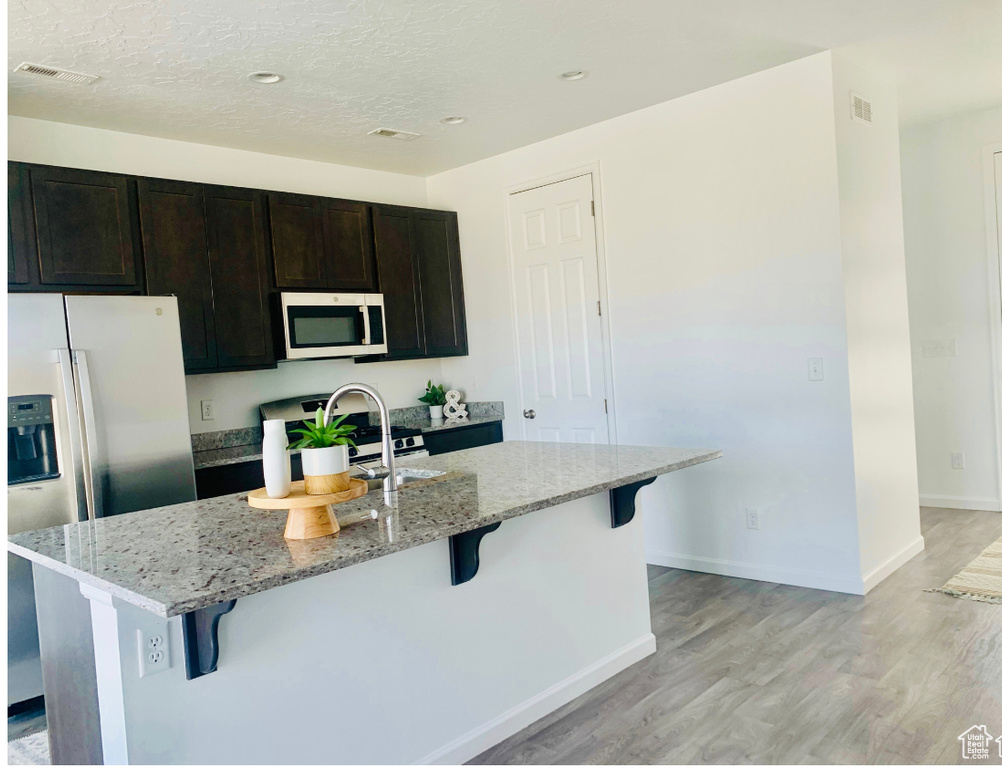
xmin=360 ymin=305 xmax=371 ymax=346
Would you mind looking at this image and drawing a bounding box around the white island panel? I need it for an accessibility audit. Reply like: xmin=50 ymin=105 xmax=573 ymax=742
xmin=91 ymin=493 xmax=653 ymax=765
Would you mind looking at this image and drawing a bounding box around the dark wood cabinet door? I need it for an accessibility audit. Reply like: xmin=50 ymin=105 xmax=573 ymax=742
xmin=30 ymin=166 xmax=139 ymax=287
xmin=204 ymin=186 xmax=275 ymax=369
xmin=8 ymin=163 xmax=32 ymax=285
xmin=371 ymin=206 xmax=425 ymax=358
xmin=322 ymin=200 xmax=377 ymax=292
xmin=138 ymin=179 xmax=217 ymax=372
xmin=268 ymin=193 xmax=327 ymax=289
xmin=414 ymin=210 xmax=468 ymax=357
xmin=423 ymin=421 xmax=502 ymax=456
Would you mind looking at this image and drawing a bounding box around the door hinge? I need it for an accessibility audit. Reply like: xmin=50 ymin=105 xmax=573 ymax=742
xmin=604 ymin=399 xmax=608 ymax=414
xmin=597 ymin=300 xmax=602 ymax=316
xmin=590 ymin=200 xmax=595 ymax=216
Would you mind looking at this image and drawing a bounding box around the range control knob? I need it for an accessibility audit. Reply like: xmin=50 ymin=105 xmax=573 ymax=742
xmin=394 ymin=439 xmax=404 ymax=449
xmin=348 ymin=447 xmax=358 ymax=457
xmin=405 ymin=437 xmax=415 ymax=447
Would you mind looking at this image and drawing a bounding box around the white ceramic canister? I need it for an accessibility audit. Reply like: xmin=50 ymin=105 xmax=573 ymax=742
xmin=263 ymin=419 xmax=292 ymax=498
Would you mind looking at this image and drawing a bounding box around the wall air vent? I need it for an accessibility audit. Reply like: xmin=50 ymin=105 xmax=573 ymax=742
xmin=850 ymin=92 xmax=872 ymax=125
xmin=367 ymin=127 xmax=421 ymax=141
xmin=14 ymin=62 xmax=100 ymax=85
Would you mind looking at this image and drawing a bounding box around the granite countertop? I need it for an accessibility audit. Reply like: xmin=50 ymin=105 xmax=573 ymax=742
xmin=8 ymin=441 xmax=721 ymax=618
xmin=191 ymin=401 xmax=504 ymax=470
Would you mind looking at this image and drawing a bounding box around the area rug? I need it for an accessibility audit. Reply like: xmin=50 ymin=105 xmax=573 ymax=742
xmin=928 ymin=535 xmax=1002 ymax=603
xmin=7 ymin=731 xmax=49 ymax=765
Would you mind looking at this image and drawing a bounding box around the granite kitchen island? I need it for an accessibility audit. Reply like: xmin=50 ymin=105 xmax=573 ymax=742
xmin=9 ymin=441 xmax=720 ymax=765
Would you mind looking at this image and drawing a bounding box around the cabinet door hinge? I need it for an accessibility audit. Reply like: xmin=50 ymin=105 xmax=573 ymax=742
xmin=597 ymin=300 xmax=602 ymax=317
xmin=590 ymin=200 xmax=595 ymax=216
xmin=604 ymin=399 xmax=608 ymax=414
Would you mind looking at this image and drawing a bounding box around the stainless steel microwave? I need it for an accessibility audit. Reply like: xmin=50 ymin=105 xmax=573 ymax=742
xmin=280 ymin=293 xmax=388 ymax=359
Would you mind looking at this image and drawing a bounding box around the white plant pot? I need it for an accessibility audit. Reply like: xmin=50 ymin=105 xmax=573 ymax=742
xmin=301 ymin=445 xmax=350 ymax=494
xmin=429 ymin=405 xmax=444 ymax=419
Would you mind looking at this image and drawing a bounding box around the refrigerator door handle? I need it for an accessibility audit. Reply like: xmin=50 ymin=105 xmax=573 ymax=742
xmin=57 ymin=349 xmax=90 ymax=522
xmin=73 ymin=349 xmax=104 ymax=519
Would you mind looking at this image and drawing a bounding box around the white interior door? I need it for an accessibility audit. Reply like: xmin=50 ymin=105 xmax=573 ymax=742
xmin=508 ymin=173 xmax=609 ymax=443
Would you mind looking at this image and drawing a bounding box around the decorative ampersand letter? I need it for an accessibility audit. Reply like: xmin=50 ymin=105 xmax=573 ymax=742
xmin=443 ymin=389 xmax=468 ymax=420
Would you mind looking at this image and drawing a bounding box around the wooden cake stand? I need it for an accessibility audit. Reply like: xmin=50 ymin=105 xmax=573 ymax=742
xmin=247 ymin=479 xmax=368 ymax=540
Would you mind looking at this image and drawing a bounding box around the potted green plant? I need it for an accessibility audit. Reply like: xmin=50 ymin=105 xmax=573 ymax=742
xmin=419 ymin=380 xmax=447 ymax=419
xmin=289 ymin=409 xmax=357 ymax=494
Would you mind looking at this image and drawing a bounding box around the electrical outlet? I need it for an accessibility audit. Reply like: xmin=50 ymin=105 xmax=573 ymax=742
xmin=137 ymin=623 xmax=171 ymax=677
xmin=808 ymin=357 xmax=824 ymax=381
xmin=200 ymin=399 xmax=214 ymax=421
xmin=746 ymin=508 xmax=761 ymax=530
xmin=951 ymin=452 xmax=966 ymax=470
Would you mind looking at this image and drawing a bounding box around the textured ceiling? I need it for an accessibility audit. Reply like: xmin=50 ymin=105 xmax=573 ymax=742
xmin=8 ymin=0 xmax=1002 ymax=175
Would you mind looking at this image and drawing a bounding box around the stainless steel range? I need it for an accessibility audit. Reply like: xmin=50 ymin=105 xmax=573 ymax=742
xmin=259 ymin=393 xmax=427 ymax=467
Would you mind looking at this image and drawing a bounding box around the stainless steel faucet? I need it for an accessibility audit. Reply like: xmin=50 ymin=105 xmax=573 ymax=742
xmin=324 ymin=383 xmax=397 ymax=503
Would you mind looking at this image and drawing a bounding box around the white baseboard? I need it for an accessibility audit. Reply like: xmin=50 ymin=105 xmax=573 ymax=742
xmin=645 ymin=551 xmax=865 ymax=595
xmin=860 ymin=535 xmax=925 ymax=594
xmin=919 ymin=494 xmax=1002 ymax=512
xmin=418 ymin=633 xmax=657 ymax=765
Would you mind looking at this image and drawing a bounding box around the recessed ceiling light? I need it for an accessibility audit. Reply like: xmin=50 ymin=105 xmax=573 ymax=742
xmin=248 ymin=72 xmax=283 ymax=84
xmin=440 ymin=116 xmax=466 ymax=125
xmin=559 ymin=70 xmax=588 ymax=81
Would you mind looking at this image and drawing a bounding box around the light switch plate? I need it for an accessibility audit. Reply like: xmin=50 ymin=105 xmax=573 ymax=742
xmin=808 ymin=357 xmax=824 ymax=381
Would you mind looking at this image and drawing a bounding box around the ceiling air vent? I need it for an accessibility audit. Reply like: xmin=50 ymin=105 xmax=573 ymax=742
xmin=851 ymin=92 xmax=872 ymax=125
xmin=367 ymin=127 xmax=421 ymax=141
xmin=14 ymin=62 xmax=100 ymax=85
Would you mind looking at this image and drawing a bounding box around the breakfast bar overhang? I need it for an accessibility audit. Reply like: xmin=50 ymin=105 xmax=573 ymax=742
xmin=8 ymin=441 xmax=720 ymax=765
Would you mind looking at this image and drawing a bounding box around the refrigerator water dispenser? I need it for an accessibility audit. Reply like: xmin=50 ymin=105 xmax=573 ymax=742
xmin=8 ymin=395 xmax=59 ymax=485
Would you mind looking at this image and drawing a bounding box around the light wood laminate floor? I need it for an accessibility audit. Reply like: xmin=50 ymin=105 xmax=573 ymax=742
xmin=470 ymin=507 xmax=1002 ymax=765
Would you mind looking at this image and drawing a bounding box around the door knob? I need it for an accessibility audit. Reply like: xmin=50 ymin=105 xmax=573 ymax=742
xmin=523 ymin=409 xmax=536 ymax=419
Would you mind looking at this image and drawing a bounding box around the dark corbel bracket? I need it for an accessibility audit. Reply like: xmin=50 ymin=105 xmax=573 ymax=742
xmin=181 ymin=599 xmax=237 ymax=679
xmin=449 ymin=522 xmax=501 ymax=585
xmin=610 ymin=477 xmax=658 ymax=528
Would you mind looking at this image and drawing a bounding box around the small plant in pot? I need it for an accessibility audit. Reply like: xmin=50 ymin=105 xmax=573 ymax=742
xmin=289 ymin=409 xmax=357 ymax=495
xmin=419 ymin=380 xmax=447 ymax=419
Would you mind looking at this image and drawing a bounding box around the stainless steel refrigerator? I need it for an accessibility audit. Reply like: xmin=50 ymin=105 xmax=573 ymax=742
xmin=8 ymin=294 xmax=196 ymax=706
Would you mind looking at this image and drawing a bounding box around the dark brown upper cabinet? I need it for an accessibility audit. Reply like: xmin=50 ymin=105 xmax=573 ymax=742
xmin=8 ymin=163 xmax=32 ymax=286
xmin=322 ymin=200 xmax=377 ymax=292
xmin=413 ymin=210 xmax=467 ymax=358
xmin=269 ymin=194 xmax=377 ymax=293
xmin=204 ymin=186 xmax=275 ymax=370
xmin=8 ymin=160 xmax=467 ymax=368
xmin=371 ymin=205 xmax=425 ymax=359
xmin=138 ymin=179 xmax=217 ymax=373
xmin=367 ymin=205 xmax=467 ymax=361
xmin=268 ymin=193 xmax=327 ymax=289
xmin=30 ymin=165 xmax=140 ymax=288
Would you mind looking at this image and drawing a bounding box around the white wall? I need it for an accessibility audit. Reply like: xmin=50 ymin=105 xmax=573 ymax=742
xmin=900 ymin=107 xmax=1002 ymax=511
xmin=427 ymin=53 xmax=875 ymax=593
xmin=8 ymin=116 xmax=444 ymax=433
xmin=830 ymin=52 xmax=924 ymax=587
